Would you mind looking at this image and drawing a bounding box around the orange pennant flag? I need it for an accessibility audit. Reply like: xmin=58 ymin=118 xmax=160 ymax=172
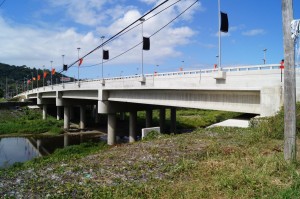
xmin=51 ymin=68 xmax=56 ymax=75
xmin=43 ymin=71 xmax=48 ymax=78
xmin=38 ymin=75 xmax=41 ymax=80
xmin=79 ymin=58 xmax=83 ymax=66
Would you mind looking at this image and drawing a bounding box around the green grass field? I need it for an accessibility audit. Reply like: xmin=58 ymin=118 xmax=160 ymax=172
xmin=1 ymin=105 xmax=300 ymax=198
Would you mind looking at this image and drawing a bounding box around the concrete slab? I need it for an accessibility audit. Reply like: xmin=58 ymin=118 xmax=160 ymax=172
xmin=208 ymin=119 xmax=250 ymax=128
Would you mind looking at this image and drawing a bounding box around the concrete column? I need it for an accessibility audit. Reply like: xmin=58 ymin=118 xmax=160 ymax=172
xmin=70 ymin=107 xmax=75 ymax=121
xmin=94 ymin=105 xmax=99 ymax=124
xmin=64 ymin=134 xmax=69 ymax=147
xmin=57 ymin=106 xmax=62 ymax=120
xmin=159 ymin=108 xmax=166 ymax=133
xmin=120 ymin=112 xmax=125 ymax=121
xmin=42 ymin=105 xmax=47 ymax=120
xmin=170 ymin=107 xmax=177 ymax=133
xmin=37 ymin=139 xmax=42 ymax=157
xmin=146 ymin=109 xmax=153 ymax=128
xmin=129 ymin=111 xmax=137 ymax=143
xmin=80 ymin=105 xmax=86 ymax=129
xmin=107 ymin=114 xmax=116 ymax=145
xmin=64 ymin=106 xmax=70 ymax=130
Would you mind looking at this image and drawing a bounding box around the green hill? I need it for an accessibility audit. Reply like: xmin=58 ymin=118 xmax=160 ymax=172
xmin=0 ymin=62 xmax=72 ymax=98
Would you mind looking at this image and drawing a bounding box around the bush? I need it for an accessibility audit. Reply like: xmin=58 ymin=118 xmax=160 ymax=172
xmin=250 ymin=103 xmax=300 ymax=140
xmin=143 ymin=130 xmax=163 ymax=141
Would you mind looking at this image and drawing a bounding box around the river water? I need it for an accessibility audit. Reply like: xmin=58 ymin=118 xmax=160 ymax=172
xmin=0 ymin=133 xmax=104 ymax=168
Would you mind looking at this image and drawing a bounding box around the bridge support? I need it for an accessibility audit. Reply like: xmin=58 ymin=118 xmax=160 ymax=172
xmin=64 ymin=134 xmax=69 ymax=147
xmin=170 ymin=108 xmax=177 ymax=133
xmin=64 ymin=106 xmax=70 ymax=130
xmin=159 ymin=108 xmax=166 ymax=133
xmin=70 ymin=107 xmax=75 ymax=121
xmin=57 ymin=106 xmax=62 ymax=120
xmin=107 ymin=113 xmax=116 ymax=145
xmin=120 ymin=112 xmax=125 ymax=121
xmin=146 ymin=109 xmax=152 ymax=128
xmin=42 ymin=105 xmax=47 ymax=120
xmin=129 ymin=111 xmax=137 ymax=143
xmin=80 ymin=105 xmax=86 ymax=129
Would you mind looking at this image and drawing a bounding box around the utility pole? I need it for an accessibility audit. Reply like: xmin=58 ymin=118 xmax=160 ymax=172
xmin=282 ymin=0 xmax=296 ymax=162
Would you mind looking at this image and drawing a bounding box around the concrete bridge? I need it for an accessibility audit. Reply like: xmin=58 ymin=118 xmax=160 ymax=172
xmin=18 ymin=64 xmax=300 ymax=145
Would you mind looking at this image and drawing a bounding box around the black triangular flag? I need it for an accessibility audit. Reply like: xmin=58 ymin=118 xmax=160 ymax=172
xmin=143 ymin=37 xmax=150 ymax=50
xmin=103 ymin=50 xmax=109 ymax=60
xmin=220 ymin=12 xmax=229 ymax=33
xmin=63 ymin=64 xmax=68 ymax=71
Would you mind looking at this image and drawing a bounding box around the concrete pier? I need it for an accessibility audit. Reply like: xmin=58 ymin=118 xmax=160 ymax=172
xmin=57 ymin=106 xmax=62 ymax=120
xmin=146 ymin=109 xmax=152 ymax=128
xmin=64 ymin=106 xmax=70 ymax=130
xmin=107 ymin=114 xmax=116 ymax=145
xmin=129 ymin=111 xmax=137 ymax=143
xmin=159 ymin=108 xmax=166 ymax=133
xmin=170 ymin=107 xmax=176 ymax=133
xmin=79 ymin=105 xmax=86 ymax=129
xmin=42 ymin=105 xmax=47 ymax=120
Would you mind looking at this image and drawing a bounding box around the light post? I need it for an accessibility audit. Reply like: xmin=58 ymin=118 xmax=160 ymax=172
xmin=26 ymin=75 xmax=29 ymax=91
xmin=218 ymin=0 xmax=221 ymax=70
xmin=31 ymin=72 xmax=33 ymax=90
xmin=263 ymin=48 xmax=267 ymax=64
xmin=43 ymin=65 xmax=45 ymax=88
xmin=140 ymin=18 xmax=145 ymax=77
xmin=62 ymin=55 xmax=65 ymax=86
xmin=77 ymin=47 xmax=81 ymax=85
xmin=101 ymin=36 xmax=105 ymax=79
xmin=50 ymin=61 xmax=53 ymax=86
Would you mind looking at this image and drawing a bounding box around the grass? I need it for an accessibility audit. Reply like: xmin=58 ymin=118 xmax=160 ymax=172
xmin=0 ymin=107 xmax=64 ymax=135
xmin=136 ymin=108 xmax=242 ymax=131
xmin=2 ymin=127 xmax=298 ymax=198
xmin=1 ymin=106 xmax=300 ymax=198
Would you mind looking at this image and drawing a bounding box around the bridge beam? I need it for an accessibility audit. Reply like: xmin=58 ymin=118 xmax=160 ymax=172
xmin=64 ymin=106 xmax=70 ymax=130
xmin=107 ymin=113 xmax=116 ymax=145
xmin=129 ymin=111 xmax=137 ymax=143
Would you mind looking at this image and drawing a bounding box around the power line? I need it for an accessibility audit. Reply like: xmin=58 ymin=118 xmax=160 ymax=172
xmin=80 ymin=0 xmax=199 ymax=68
xmin=60 ymin=0 xmax=171 ymax=73
xmin=0 ymin=0 xmax=6 ymax=7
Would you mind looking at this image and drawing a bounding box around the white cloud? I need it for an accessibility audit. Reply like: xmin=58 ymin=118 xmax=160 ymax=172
xmin=0 ymin=0 xmax=199 ymax=77
xmin=242 ymin=29 xmax=266 ymax=36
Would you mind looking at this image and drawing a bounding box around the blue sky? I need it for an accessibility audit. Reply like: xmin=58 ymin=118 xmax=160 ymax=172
xmin=0 ymin=0 xmax=299 ymax=79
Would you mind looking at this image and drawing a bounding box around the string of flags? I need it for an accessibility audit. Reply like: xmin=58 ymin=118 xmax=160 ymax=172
xmin=26 ymin=68 xmax=56 ymax=84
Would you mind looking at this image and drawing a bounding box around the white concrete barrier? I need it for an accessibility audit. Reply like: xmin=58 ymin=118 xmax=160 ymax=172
xmin=142 ymin=127 xmax=160 ymax=139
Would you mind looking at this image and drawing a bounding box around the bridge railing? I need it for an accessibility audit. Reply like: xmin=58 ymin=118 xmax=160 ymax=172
xmin=19 ymin=64 xmax=282 ymax=96
xmin=95 ymin=64 xmax=282 ymax=81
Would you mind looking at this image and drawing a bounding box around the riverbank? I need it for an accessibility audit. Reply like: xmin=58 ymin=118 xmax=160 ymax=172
xmin=1 ymin=105 xmax=300 ymax=198
xmin=1 ymin=125 xmax=300 ymax=198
